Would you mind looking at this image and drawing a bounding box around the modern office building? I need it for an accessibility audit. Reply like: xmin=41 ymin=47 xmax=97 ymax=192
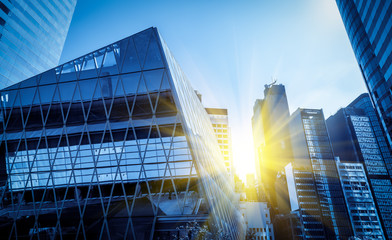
xmin=0 ymin=27 xmax=245 ymax=239
xmin=252 ymin=83 xmax=292 ymax=211
xmin=0 ymin=0 xmax=77 ymax=89
xmin=288 ymin=108 xmax=352 ymax=239
xmin=205 ymin=107 xmax=233 ymax=176
xmin=335 ymin=0 xmax=392 ymax=146
xmin=336 ymin=161 xmax=385 ymax=239
xmin=348 ymin=93 xmax=392 ymax=176
xmin=240 ymin=201 xmax=274 ymax=240
xmin=327 ymin=107 xmax=392 ymax=238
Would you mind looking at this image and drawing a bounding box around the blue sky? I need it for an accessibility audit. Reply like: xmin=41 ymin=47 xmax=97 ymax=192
xmin=60 ymin=0 xmax=367 ymax=178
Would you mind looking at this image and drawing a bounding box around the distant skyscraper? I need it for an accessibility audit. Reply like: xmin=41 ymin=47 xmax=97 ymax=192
xmin=327 ymin=107 xmax=392 ymax=238
xmin=252 ymin=84 xmax=292 ymax=210
xmin=348 ymin=93 xmax=392 ymax=176
xmin=205 ymin=108 xmax=233 ymax=176
xmin=0 ymin=27 xmax=244 ymax=239
xmin=335 ymin=0 xmax=392 ymax=145
xmin=336 ymin=161 xmax=385 ymax=239
xmin=288 ymin=108 xmax=352 ymax=239
xmin=0 ymin=0 xmax=77 ymax=89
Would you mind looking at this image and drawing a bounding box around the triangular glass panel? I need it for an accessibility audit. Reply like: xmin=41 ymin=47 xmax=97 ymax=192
xmin=19 ymin=76 xmax=38 ymax=88
xmin=143 ymin=69 xmax=164 ymax=93
xmin=99 ymin=75 xmax=116 ymax=99
xmin=122 ymin=38 xmax=141 ymax=74
xmin=39 ymin=69 xmax=57 ymax=85
xmin=88 ymin=83 xmax=106 ymax=123
xmin=19 ymin=87 xmax=37 ymax=107
xmin=121 ymin=72 xmax=140 ymax=96
xmin=160 ymin=71 xmax=171 ymax=91
xmin=59 ymin=61 xmax=77 ymax=82
xmin=58 ymin=82 xmax=77 ymax=103
xmin=137 ymin=74 xmax=148 ymax=95
xmin=113 ymin=38 xmax=129 ymax=71
xmin=133 ymin=29 xmax=152 ymax=69
xmin=100 ymin=47 xmax=119 ymax=77
xmin=79 ymin=53 xmax=98 ymax=80
xmin=79 ymin=78 xmax=98 ymax=102
xmin=46 ymin=88 xmax=63 ymax=127
xmin=143 ymin=33 xmax=164 ymax=70
xmin=94 ymin=48 xmax=106 ymax=74
xmin=38 ymin=84 xmax=57 ymax=105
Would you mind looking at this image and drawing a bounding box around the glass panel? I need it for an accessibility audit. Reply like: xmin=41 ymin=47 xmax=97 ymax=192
xmin=38 ymin=85 xmax=56 ymax=104
xmin=122 ymin=38 xmax=141 ymax=73
xmin=100 ymin=47 xmax=119 ymax=76
xmin=59 ymin=61 xmax=77 ymax=82
xmin=121 ymin=72 xmax=140 ymax=96
xmin=79 ymin=54 xmax=97 ymax=80
xmin=19 ymin=76 xmax=37 ymax=88
xmin=143 ymin=69 xmax=164 ymax=92
xmin=160 ymin=71 xmax=171 ymax=91
xmin=133 ymin=29 xmax=152 ymax=68
xmin=79 ymin=79 xmax=97 ymax=101
xmin=113 ymin=39 xmax=129 ymax=71
xmin=58 ymin=82 xmax=76 ymax=102
xmin=20 ymin=87 xmax=37 ymax=106
xmin=99 ymin=75 xmax=116 ymax=99
xmin=39 ymin=69 xmax=57 ymax=85
xmin=143 ymin=34 xmax=164 ymax=70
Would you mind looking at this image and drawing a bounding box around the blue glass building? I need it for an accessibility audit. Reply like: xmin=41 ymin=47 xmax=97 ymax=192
xmin=327 ymin=107 xmax=392 ymax=239
xmin=335 ymin=0 xmax=392 ymax=146
xmin=0 ymin=0 xmax=77 ymax=89
xmin=0 ymin=27 xmax=244 ymax=239
xmin=289 ymin=108 xmax=352 ymax=240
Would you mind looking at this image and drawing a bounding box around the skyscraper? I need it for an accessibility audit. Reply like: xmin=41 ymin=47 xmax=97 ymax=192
xmin=0 ymin=0 xmax=77 ymax=89
xmin=335 ymin=0 xmax=392 ymax=145
xmin=348 ymin=93 xmax=392 ymax=176
xmin=0 ymin=27 xmax=244 ymax=239
xmin=252 ymin=83 xmax=292 ymax=210
xmin=205 ymin=107 xmax=233 ymax=176
xmin=327 ymin=107 xmax=392 ymax=238
xmin=288 ymin=108 xmax=352 ymax=239
xmin=336 ymin=161 xmax=385 ymax=239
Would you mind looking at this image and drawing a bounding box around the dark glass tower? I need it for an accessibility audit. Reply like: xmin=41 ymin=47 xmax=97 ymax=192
xmin=327 ymin=107 xmax=392 ymax=239
xmin=252 ymin=84 xmax=292 ymax=213
xmin=288 ymin=109 xmax=352 ymax=240
xmin=0 ymin=28 xmax=244 ymax=239
xmin=0 ymin=0 xmax=77 ymax=89
xmin=348 ymin=93 xmax=392 ymax=175
xmin=335 ymin=0 xmax=392 ymax=146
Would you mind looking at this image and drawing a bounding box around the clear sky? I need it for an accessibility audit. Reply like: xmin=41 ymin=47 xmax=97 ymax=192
xmin=60 ymin=0 xmax=367 ymax=179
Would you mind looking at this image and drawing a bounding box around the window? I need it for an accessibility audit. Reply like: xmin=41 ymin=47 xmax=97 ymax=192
xmin=0 ymin=17 xmax=5 ymax=26
xmin=0 ymin=2 xmax=10 ymax=15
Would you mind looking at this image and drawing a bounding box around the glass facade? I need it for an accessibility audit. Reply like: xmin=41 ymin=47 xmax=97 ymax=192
xmin=336 ymin=162 xmax=385 ymax=239
xmin=327 ymin=107 xmax=392 ymax=239
xmin=336 ymin=0 xmax=392 ymax=146
xmin=252 ymin=84 xmax=292 ymax=211
xmin=348 ymin=93 xmax=392 ymax=176
xmin=0 ymin=0 xmax=76 ymax=89
xmin=0 ymin=27 xmax=244 ymax=239
xmin=289 ymin=109 xmax=352 ymax=239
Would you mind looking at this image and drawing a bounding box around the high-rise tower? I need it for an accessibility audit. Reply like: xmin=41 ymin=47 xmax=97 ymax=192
xmin=0 ymin=0 xmax=77 ymax=89
xmin=252 ymin=84 xmax=292 ymax=210
xmin=335 ymin=0 xmax=392 ymax=145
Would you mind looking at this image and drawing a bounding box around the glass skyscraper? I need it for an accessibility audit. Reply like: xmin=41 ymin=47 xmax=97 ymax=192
xmin=0 ymin=27 xmax=244 ymax=239
xmin=336 ymin=161 xmax=385 ymax=239
xmin=289 ymin=108 xmax=352 ymax=240
xmin=327 ymin=107 xmax=392 ymax=239
xmin=0 ymin=0 xmax=77 ymax=89
xmin=335 ymin=0 xmax=392 ymax=146
xmin=252 ymin=84 xmax=292 ymax=211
